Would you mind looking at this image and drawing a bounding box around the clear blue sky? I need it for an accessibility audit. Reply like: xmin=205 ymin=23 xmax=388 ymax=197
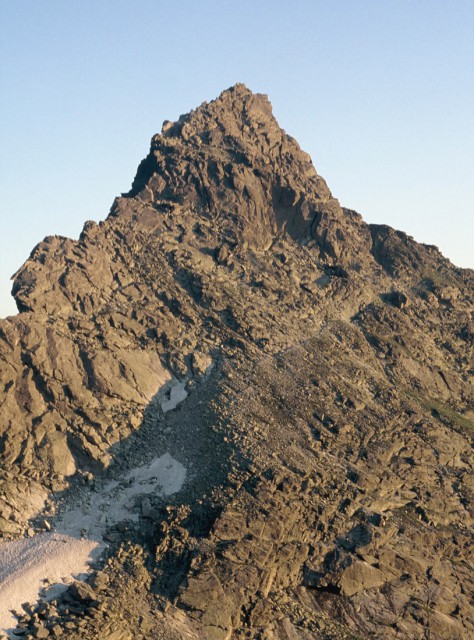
xmin=1 ymin=0 xmax=473 ymax=317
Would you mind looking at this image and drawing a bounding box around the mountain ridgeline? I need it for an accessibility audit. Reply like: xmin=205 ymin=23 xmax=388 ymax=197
xmin=0 ymin=84 xmax=472 ymax=639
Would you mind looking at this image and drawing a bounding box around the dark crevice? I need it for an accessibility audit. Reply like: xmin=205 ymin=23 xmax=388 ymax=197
xmin=305 ymin=582 xmax=342 ymax=595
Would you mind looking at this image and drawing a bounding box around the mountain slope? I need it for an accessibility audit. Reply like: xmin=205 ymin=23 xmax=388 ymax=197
xmin=0 ymin=84 xmax=472 ymax=639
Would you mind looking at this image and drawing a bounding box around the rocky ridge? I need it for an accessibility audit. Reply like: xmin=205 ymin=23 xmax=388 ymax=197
xmin=0 ymin=84 xmax=473 ymax=639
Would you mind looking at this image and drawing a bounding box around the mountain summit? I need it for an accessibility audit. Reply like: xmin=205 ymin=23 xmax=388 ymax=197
xmin=126 ymin=83 xmax=368 ymax=260
xmin=1 ymin=86 xmax=473 ymax=639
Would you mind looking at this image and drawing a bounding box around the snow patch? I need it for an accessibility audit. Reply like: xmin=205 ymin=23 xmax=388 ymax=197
xmin=0 ymin=454 xmax=186 ymax=632
xmin=160 ymin=379 xmax=189 ymax=413
xmin=58 ymin=453 xmax=186 ymax=538
xmin=0 ymin=372 xmax=192 ymax=633
xmin=0 ymin=534 xmax=100 ymax=633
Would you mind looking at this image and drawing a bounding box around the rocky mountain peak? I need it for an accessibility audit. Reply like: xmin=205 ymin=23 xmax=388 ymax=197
xmin=160 ymin=83 xmax=276 ymax=143
xmin=124 ymin=84 xmax=369 ymax=261
xmin=1 ymin=87 xmax=472 ymax=640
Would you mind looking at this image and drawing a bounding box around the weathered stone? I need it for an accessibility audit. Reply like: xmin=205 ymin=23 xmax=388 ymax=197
xmin=338 ymin=560 xmax=386 ymax=596
xmin=0 ymin=515 xmax=21 ymax=535
xmin=69 ymin=581 xmax=97 ymax=604
xmin=191 ymin=351 xmax=213 ymax=377
xmin=31 ymin=623 xmax=49 ymax=639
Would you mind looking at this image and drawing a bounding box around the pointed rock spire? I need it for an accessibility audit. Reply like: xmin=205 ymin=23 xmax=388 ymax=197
xmin=123 ymin=84 xmax=370 ymax=262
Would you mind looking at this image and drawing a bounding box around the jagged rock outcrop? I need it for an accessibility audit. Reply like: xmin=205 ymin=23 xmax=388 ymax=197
xmin=127 ymin=84 xmax=369 ymax=261
xmin=0 ymin=84 xmax=472 ymax=639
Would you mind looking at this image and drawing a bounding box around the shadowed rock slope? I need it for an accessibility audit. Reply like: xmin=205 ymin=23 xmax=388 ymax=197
xmin=0 ymin=84 xmax=473 ymax=639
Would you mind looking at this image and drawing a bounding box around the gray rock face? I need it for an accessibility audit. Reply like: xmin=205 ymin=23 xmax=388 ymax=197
xmin=128 ymin=84 xmax=367 ymax=261
xmin=0 ymin=84 xmax=473 ymax=639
